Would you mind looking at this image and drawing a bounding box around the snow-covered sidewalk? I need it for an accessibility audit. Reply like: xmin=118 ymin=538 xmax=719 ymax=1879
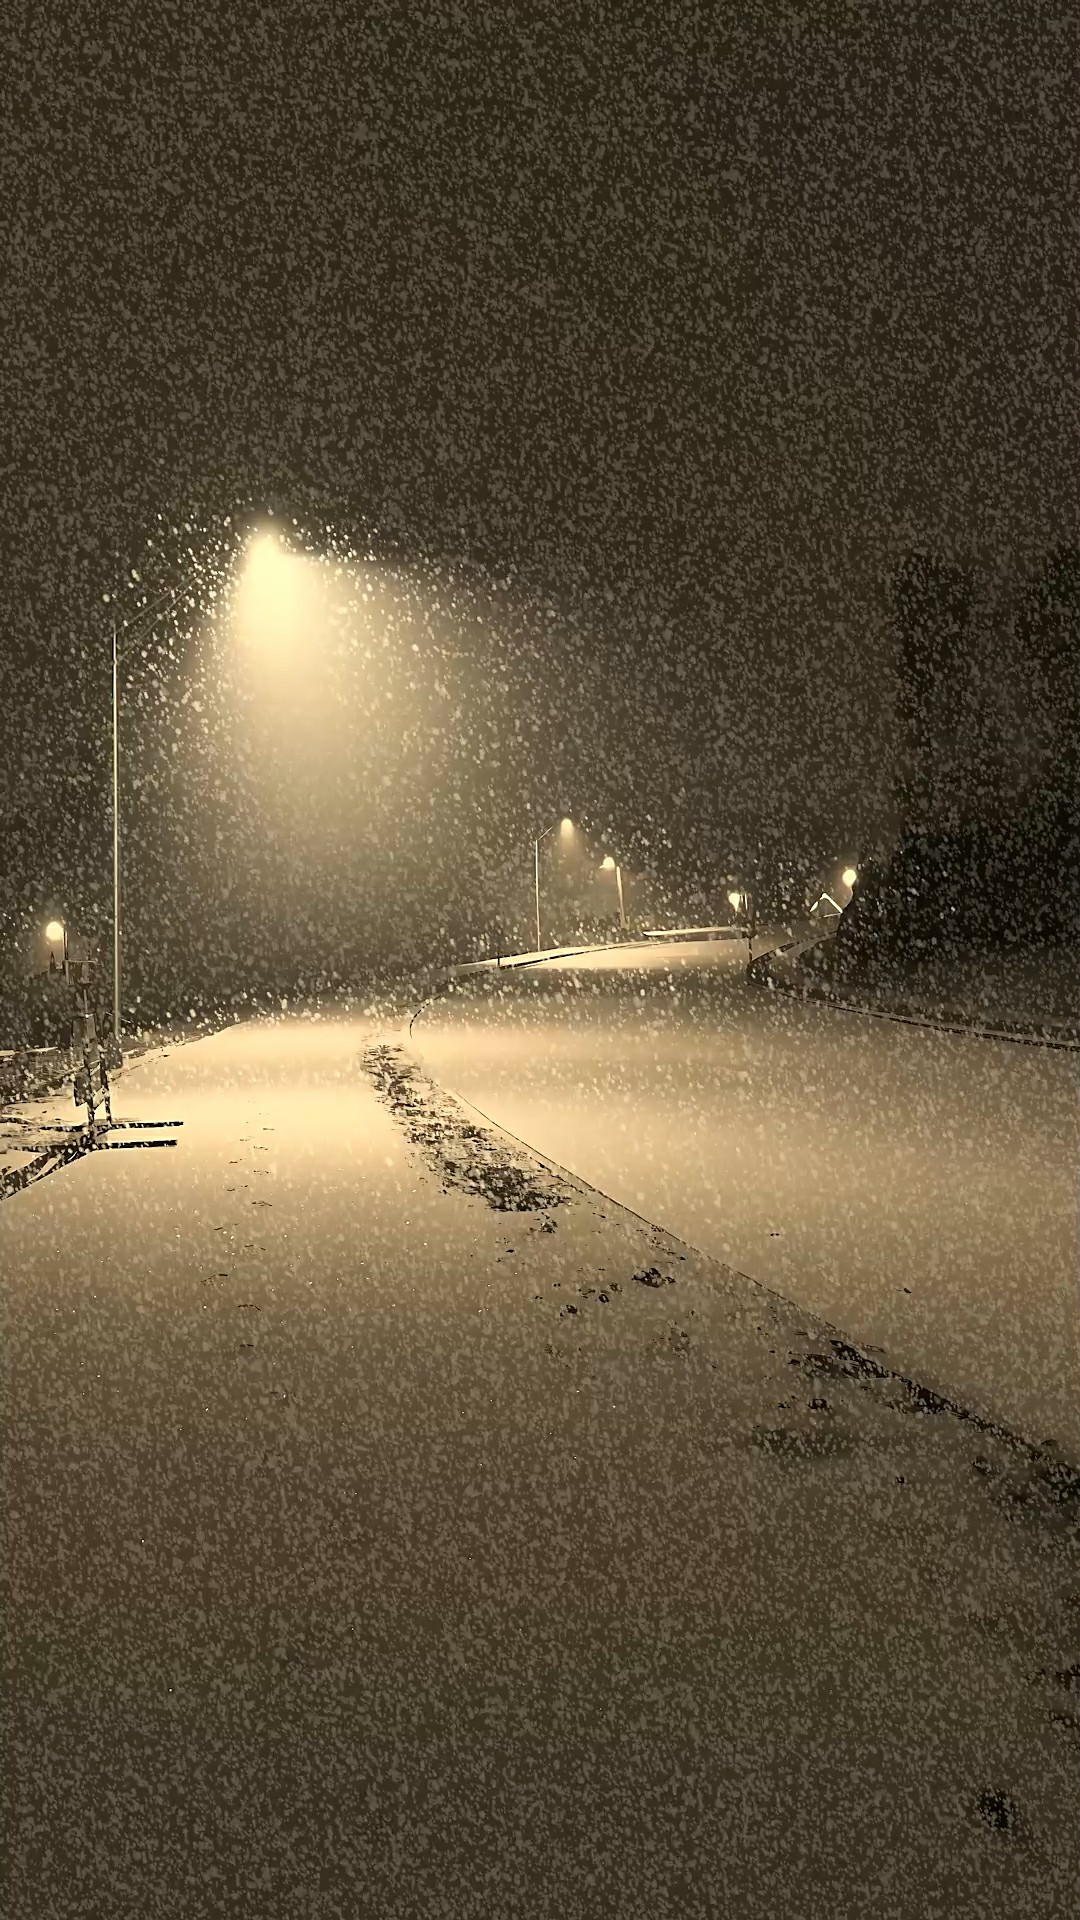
xmin=2 ymin=1012 xmax=1077 ymax=1917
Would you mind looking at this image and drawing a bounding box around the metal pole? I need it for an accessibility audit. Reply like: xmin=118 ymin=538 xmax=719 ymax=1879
xmin=112 ymin=625 xmax=121 ymax=1059
xmin=534 ymin=837 xmax=542 ymax=953
xmin=615 ymin=862 xmax=626 ymax=930
xmin=104 ymin=586 xmax=182 ymax=1059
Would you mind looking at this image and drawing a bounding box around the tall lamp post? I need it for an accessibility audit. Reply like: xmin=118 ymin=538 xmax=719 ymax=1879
xmin=109 ymin=586 xmax=182 ymax=1061
xmin=533 ymin=817 xmax=574 ymax=953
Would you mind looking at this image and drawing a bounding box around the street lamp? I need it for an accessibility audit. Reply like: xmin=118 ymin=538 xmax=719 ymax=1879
xmin=533 ymin=817 xmax=573 ymax=952
xmin=109 ymin=585 xmax=184 ymax=1061
xmin=44 ymin=919 xmax=68 ymax=976
xmin=842 ymin=866 xmax=858 ymax=889
xmin=727 ymin=886 xmax=756 ymax=965
xmin=600 ymin=854 xmax=626 ymax=929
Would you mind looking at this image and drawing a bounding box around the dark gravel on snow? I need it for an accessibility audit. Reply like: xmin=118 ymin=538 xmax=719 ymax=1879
xmin=361 ymin=1042 xmax=569 ymax=1215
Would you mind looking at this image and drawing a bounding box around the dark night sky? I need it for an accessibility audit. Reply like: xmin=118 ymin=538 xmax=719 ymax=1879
xmin=2 ymin=1 xmax=1077 ymax=989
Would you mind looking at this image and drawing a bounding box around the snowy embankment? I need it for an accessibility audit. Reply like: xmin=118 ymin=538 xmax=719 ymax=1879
xmin=753 ymin=934 xmax=1080 ymax=1048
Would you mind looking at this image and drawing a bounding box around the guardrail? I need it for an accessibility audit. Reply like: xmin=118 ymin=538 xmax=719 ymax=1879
xmin=448 ymin=944 xmax=612 ymax=977
xmin=641 ymin=925 xmax=744 ymax=940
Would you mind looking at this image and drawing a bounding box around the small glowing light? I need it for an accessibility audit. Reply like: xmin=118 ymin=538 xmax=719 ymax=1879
xmin=727 ymin=890 xmax=742 ymax=911
xmin=842 ymin=866 xmax=858 ymax=887
xmin=44 ymin=920 xmax=64 ymax=943
xmin=601 ymin=855 xmax=616 ymax=870
xmin=559 ymin=816 xmax=574 ymax=834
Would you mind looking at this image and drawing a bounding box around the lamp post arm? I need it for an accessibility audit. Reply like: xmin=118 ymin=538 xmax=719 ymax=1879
xmin=114 ymin=586 xmax=182 ymax=664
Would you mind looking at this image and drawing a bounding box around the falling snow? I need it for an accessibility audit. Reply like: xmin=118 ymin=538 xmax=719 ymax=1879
xmin=1 ymin=6 xmax=1078 ymax=1916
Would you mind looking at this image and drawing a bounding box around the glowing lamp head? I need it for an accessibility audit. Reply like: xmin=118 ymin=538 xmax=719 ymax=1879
xmin=245 ymin=531 xmax=284 ymax=580
xmin=559 ymin=817 xmax=574 ymax=835
xmin=236 ymin=527 xmax=308 ymax=661
xmin=842 ymin=867 xmax=858 ymax=888
xmin=727 ymin=890 xmax=741 ymax=911
xmin=44 ymin=920 xmax=65 ymax=944
xmin=601 ymin=855 xmax=616 ymax=870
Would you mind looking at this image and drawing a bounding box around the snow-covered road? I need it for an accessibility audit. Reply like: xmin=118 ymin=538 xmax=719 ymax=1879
xmin=412 ymin=939 xmax=1080 ymax=1457
xmin=2 ymin=1013 xmax=1078 ymax=1917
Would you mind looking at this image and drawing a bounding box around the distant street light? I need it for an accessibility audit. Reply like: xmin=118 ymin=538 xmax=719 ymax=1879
xmin=44 ymin=919 xmax=68 ymax=975
xmin=601 ymin=855 xmax=626 ymax=929
xmin=842 ymin=866 xmax=858 ymax=889
xmin=727 ymin=885 xmax=755 ymax=965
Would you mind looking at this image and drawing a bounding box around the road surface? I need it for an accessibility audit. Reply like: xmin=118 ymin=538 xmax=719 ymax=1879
xmin=412 ymin=939 xmax=1080 ymax=1457
xmin=2 ymin=1012 xmax=1077 ymax=1918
